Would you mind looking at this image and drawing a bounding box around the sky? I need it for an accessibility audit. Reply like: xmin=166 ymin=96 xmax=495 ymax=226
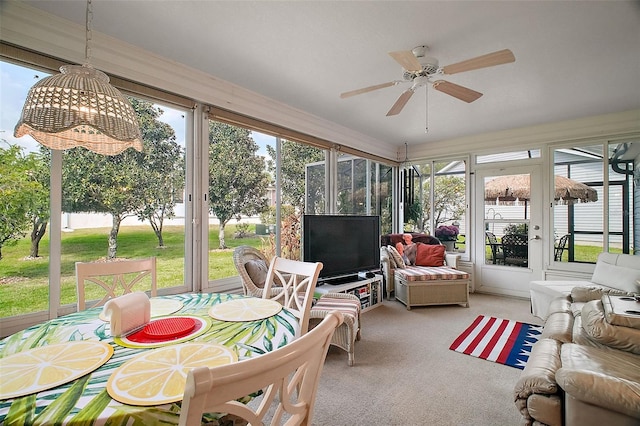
xmin=1 ymin=60 xmax=270 ymax=156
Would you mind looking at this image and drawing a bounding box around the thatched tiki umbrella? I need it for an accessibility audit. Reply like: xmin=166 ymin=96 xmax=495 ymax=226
xmin=484 ymin=174 xmax=598 ymax=206
xmin=484 ymin=174 xmax=598 ymax=262
xmin=552 ymin=175 xmax=598 ymax=205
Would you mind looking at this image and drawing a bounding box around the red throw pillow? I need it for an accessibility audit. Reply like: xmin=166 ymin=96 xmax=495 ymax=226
xmin=415 ymin=243 xmax=446 ymax=267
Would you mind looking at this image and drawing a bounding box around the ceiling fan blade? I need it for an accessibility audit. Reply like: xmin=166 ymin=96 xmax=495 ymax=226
xmin=442 ymin=49 xmax=515 ymax=75
xmin=388 ymin=50 xmax=422 ymax=72
xmin=433 ymin=80 xmax=483 ymax=103
xmin=340 ymin=81 xmax=398 ymax=98
xmin=386 ymin=89 xmax=414 ymax=116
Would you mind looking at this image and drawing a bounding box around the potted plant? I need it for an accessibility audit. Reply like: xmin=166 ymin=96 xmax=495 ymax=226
xmin=435 ymin=225 xmax=459 ymax=251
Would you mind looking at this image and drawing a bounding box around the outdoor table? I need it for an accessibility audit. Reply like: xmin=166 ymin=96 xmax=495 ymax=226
xmin=0 ymin=293 xmax=299 ymax=425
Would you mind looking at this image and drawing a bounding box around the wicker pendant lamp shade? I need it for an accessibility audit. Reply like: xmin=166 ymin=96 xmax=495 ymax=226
xmin=14 ymin=65 xmax=142 ymax=155
xmin=13 ymin=0 xmax=142 ymax=156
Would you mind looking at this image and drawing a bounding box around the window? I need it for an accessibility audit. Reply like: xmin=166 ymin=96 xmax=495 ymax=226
xmin=409 ymin=158 xmax=468 ymax=257
xmin=60 ymin=100 xmax=189 ymax=303
xmin=552 ymin=141 xmax=637 ymax=263
xmin=306 ymin=153 xmax=393 ymax=233
xmin=477 ymin=149 xmax=541 ymax=164
xmin=0 ymin=54 xmax=397 ymax=333
xmin=0 ymin=61 xmax=52 ymax=318
xmin=0 ymin=60 xmax=190 ymax=320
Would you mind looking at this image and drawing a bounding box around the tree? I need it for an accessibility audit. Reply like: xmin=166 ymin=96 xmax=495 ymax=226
xmin=132 ymin=100 xmax=185 ymax=248
xmin=0 ymin=142 xmax=45 ymax=260
xmin=422 ymin=175 xmax=466 ymax=231
xmin=265 ymin=140 xmax=324 ymax=259
xmin=266 ymin=140 xmax=324 ymax=212
xmin=61 ymin=146 xmax=145 ymax=259
xmin=61 ymin=99 xmax=182 ymax=259
xmin=208 ymin=122 xmax=269 ymax=249
xmin=28 ymin=147 xmax=51 ymax=258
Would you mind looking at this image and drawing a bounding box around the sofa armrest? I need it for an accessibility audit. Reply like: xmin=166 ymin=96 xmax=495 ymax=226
xmin=558 ymin=342 xmax=640 ymax=420
xmin=514 ymin=338 xmax=562 ymax=422
xmin=379 ymin=248 xmax=395 ymax=299
xmin=557 ymin=368 xmax=640 ymax=420
xmin=514 ymin=338 xmax=562 ymax=399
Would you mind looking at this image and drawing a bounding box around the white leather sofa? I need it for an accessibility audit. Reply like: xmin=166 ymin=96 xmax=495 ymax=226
xmin=514 ymin=290 xmax=640 ymax=426
xmin=530 ymin=253 xmax=640 ymax=320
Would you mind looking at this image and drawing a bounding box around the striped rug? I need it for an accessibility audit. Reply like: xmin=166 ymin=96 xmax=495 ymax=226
xmin=449 ymin=315 xmax=542 ymax=369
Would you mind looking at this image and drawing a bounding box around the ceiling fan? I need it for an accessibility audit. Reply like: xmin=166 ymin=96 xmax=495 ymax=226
xmin=340 ymin=46 xmax=515 ymax=117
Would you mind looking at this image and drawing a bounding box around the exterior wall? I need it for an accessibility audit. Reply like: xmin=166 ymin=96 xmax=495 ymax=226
xmin=61 ymin=211 xmax=262 ymax=230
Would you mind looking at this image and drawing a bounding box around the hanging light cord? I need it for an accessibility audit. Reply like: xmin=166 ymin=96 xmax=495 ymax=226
xmin=424 ymin=86 xmax=429 ymax=133
xmin=85 ymin=0 xmax=93 ymax=65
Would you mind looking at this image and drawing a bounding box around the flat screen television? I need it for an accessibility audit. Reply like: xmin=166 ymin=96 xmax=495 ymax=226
xmin=302 ymin=214 xmax=380 ymax=284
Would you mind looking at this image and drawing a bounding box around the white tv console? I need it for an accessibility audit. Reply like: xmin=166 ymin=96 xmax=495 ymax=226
xmin=315 ymin=274 xmax=383 ymax=312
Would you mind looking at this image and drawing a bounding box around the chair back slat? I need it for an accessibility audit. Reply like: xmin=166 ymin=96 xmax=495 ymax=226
xmin=75 ymin=257 xmax=157 ymax=311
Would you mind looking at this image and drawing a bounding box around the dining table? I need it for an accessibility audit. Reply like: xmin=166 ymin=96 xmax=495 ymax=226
xmin=0 ymin=292 xmax=300 ymax=425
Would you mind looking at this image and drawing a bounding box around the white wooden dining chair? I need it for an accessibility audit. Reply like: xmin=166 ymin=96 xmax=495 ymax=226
xmin=179 ymin=311 xmax=344 ymax=426
xmin=75 ymin=257 xmax=157 ymax=311
xmin=234 ymin=247 xmax=361 ymax=365
xmin=261 ymin=256 xmax=323 ymax=336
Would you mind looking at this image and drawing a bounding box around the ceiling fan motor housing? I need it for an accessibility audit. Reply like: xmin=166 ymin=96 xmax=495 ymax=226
xmin=404 ymin=46 xmax=440 ymax=80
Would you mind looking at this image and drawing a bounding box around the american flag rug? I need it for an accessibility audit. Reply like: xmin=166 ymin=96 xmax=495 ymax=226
xmin=449 ymin=315 xmax=543 ymax=369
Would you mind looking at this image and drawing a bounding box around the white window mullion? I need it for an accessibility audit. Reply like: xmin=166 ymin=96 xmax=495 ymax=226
xmin=50 ymin=150 xmax=62 ymax=319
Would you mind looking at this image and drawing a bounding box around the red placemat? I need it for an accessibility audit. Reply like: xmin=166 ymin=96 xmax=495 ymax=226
xmin=140 ymin=317 xmax=196 ymax=340
xmin=114 ymin=315 xmax=212 ymax=348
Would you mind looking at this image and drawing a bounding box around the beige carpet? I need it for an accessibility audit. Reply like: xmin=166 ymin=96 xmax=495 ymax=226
xmin=312 ymin=292 xmax=542 ymax=425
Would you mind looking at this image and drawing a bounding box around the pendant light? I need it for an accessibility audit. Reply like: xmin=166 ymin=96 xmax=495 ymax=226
xmin=14 ymin=0 xmax=142 ymax=156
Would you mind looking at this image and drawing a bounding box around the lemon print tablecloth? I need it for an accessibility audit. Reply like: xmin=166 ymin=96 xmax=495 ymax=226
xmin=0 ymin=293 xmax=299 ymax=425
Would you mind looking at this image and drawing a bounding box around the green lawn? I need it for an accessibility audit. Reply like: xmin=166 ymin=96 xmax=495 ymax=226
xmin=0 ymin=224 xmax=266 ymax=318
xmin=1 ymin=227 xmax=613 ymax=318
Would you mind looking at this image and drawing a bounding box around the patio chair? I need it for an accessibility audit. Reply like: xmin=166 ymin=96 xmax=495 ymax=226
xmin=485 ymin=231 xmax=504 ymax=264
xmin=501 ymin=234 xmax=528 ymax=267
xmin=232 ymin=245 xmax=282 ymax=298
xmin=554 ymin=234 xmax=570 ymax=261
xmin=75 ymin=257 xmax=157 ymax=311
xmin=179 ymin=311 xmax=344 ymax=426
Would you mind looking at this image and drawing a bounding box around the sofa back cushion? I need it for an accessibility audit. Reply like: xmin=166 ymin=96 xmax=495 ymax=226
xmin=245 ymin=259 xmax=269 ymax=288
xmin=597 ymin=252 xmax=640 ymax=269
xmin=415 ymin=243 xmax=446 ymax=267
xmin=591 ymin=259 xmax=640 ymax=293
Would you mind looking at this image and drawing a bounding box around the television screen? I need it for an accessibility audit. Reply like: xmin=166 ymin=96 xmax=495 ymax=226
xmin=302 ymin=215 xmax=380 ymax=283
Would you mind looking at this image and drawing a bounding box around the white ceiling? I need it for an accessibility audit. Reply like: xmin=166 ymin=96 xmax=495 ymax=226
xmin=22 ymin=1 xmax=640 ymax=149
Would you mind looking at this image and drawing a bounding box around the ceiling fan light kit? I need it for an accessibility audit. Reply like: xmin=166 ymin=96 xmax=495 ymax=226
xmin=341 ymin=44 xmax=515 ymax=129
